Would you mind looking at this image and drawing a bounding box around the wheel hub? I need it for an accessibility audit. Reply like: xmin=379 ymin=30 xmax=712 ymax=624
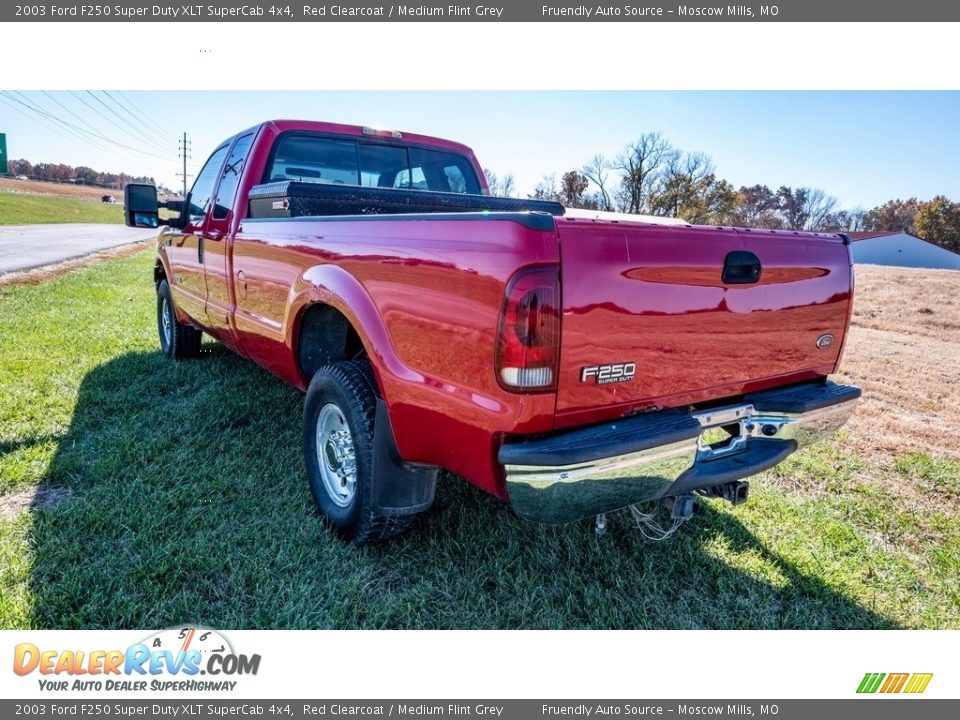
xmin=316 ymin=404 xmax=357 ymax=506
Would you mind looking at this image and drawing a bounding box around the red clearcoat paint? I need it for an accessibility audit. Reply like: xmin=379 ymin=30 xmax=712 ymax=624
xmin=155 ymin=121 xmax=854 ymax=501
xmin=553 ymin=220 xmax=853 ymax=429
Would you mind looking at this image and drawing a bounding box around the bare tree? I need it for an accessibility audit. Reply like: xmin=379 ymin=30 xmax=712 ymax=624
xmin=733 ymin=185 xmax=782 ymax=228
xmin=613 ymin=132 xmax=676 ymax=214
xmin=581 ymin=154 xmax=613 ymax=211
xmin=803 ymin=187 xmax=840 ymax=231
xmin=844 ymin=207 xmax=867 ymax=232
xmin=483 ymin=168 xmax=516 ymax=197
xmin=483 ymin=168 xmax=497 ymax=194
xmin=775 ymin=186 xmax=840 ymax=231
xmin=776 ymin=186 xmax=809 ymax=230
xmin=531 ymin=173 xmax=560 ymax=201
xmin=648 ymin=151 xmax=715 ymax=218
xmin=827 ymin=207 xmax=867 ymax=233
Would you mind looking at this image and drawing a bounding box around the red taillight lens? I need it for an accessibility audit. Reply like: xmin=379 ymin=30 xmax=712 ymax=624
xmin=495 ymin=265 xmax=560 ymax=393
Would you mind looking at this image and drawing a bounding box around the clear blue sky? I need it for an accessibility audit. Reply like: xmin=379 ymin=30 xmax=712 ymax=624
xmin=1 ymin=91 xmax=957 ymax=209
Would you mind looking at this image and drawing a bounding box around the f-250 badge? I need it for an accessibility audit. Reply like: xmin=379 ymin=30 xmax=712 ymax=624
xmin=581 ymin=362 xmax=637 ymax=385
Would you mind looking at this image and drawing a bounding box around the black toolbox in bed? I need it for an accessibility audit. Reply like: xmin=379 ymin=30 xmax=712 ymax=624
xmin=247 ymin=181 xmax=566 ymax=219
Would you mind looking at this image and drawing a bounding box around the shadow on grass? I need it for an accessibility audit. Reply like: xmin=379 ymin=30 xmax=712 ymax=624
xmin=28 ymin=347 xmax=898 ymax=629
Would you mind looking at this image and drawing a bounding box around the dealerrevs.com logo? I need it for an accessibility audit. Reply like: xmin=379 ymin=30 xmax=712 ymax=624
xmin=13 ymin=627 xmax=261 ymax=692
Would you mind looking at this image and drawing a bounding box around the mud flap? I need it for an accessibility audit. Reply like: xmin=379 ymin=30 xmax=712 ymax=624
xmin=372 ymin=399 xmax=438 ymax=516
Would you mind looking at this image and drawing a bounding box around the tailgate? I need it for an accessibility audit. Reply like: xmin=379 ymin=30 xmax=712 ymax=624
xmin=555 ymin=221 xmax=853 ymax=426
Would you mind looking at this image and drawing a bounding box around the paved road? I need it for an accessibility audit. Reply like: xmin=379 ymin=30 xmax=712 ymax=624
xmin=0 ymin=224 xmax=155 ymax=276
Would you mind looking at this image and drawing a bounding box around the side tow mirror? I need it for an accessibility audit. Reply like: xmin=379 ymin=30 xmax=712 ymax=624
xmin=123 ymin=183 xmax=160 ymax=229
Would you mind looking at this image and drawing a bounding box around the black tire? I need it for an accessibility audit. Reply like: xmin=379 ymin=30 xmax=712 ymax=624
xmin=157 ymin=279 xmax=202 ymax=360
xmin=303 ymin=360 xmax=413 ymax=544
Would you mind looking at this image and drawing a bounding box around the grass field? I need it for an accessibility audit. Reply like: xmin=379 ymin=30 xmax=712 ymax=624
xmin=0 ymin=251 xmax=957 ymax=629
xmin=0 ymin=191 xmax=123 ymax=225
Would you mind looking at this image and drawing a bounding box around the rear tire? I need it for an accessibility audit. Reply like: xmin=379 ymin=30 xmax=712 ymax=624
xmin=303 ymin=360 xmax=413 ymax=544
xmin=157 ymin=279 xmax=202 ymax=359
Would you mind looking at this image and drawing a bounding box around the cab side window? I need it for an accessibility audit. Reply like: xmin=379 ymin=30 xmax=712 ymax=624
xmin=214 ymin=134 xmax=254 ymax=219
xmin=188 ymin=146 xmax=229 ymax=223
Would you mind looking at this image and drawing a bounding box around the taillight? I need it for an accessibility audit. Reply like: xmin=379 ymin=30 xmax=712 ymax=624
xmin=495 ymin=265 xmax=560 ymax=393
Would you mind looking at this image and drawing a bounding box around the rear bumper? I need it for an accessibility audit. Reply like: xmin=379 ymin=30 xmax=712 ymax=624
xmin=498 ymin=380 xmax=860 ymax=524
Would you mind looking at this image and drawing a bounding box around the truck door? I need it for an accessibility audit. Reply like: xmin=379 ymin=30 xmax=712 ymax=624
xmin=165 ymin=145 xmax=228 ymax=325
xmin=203 ymin=133 xmax=254 ymax=342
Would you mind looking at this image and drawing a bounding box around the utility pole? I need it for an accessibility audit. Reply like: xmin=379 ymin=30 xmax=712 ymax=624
xmin=177 ymin=132 xmax=192 ymax=197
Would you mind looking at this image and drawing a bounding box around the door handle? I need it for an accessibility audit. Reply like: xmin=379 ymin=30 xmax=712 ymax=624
xmin=722 ymin=251 xmax=761 ymax=285
xmin=198 ymin=236 xmax=204 ymax=264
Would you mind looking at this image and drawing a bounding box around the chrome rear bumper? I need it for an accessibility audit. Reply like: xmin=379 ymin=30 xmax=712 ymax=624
xmin=500 ymin=381 xmax=860 ymax=525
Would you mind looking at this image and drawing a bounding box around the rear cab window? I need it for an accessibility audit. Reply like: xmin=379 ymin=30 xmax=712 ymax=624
xmin=265 ymin=133 xmax=481 ymax=194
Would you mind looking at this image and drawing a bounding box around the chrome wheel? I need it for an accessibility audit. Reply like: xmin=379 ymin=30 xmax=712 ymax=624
xmin=160 ymin=295 xmax=172 ymax=347
xmin=315 ymin=403 xmax=357 ymax=507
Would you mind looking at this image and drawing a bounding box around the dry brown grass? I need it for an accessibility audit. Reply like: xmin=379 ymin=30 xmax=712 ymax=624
xmin=0 ymin=487 xmax=72 ymax=521
xmin=0 ymin=177 xmax=121 ymax=202
xmin=834 ymin=264 xmax=960 ymax=463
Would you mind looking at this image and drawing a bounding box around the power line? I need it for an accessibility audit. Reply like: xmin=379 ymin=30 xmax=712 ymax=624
xmin=38 ymin=91 xmax=148 ymax=167
xmin=1 ymin=91 xmax=170 ymax=161
xmin=0 ymin=93 xmax=94 ymax=155
xmin=66 ymin=90 xmax=168 ymax=158
xmin=104 ymin=90 xmax=176 ymax=144
xmin=5 ymin=91 xmax=145 ymax=169
xmin=126 ymin=91 xmax=180 ymax=138
xmin=15 ymin=90 xmax=168 ymax=163
xmin=68 ymin=90 xmax=175 ymax=161
xmin=115 ymin=90 xmax=177 ymax=142
xmin=0 ymin=94 xmax=153 ymax=183
xmin=84 ymin=90 xmax=159 ymax=149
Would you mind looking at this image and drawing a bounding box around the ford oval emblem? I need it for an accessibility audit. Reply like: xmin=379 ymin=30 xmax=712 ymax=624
xmin=816 ymin=333 xmax=835 ymax=350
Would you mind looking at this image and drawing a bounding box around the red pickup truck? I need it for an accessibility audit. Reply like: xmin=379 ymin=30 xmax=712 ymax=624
xmin=124 ymin=119 xmax=860 ymax=543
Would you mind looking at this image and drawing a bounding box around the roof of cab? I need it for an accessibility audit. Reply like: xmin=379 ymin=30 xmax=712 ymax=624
xmin=244 ymin=119 xmax=477 ymax=156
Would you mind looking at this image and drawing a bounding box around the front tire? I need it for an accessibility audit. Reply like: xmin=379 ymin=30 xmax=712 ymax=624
xmin=157 ymin=279 xmax=202 ymax=359
xmin=303 ymin=360 xmax=413 ymax=544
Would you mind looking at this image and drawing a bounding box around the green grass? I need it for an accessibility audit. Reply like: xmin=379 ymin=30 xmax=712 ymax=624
xmin=1 ymin=248 xmax=958 ymax=629
xmin=895 ymin=452 xmax=960 ymax=501
xmin=0 ymin=191 xmax=123 ymax=225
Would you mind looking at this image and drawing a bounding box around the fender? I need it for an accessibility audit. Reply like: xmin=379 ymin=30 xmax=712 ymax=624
xmin=153 ymin=237 xmax=192 ymax=326
xmin=154 ymin=248 xmax=171 ymax=286
xmin=286 ymin=263 xmax=424 ymax=404
xmin=287 ymin=266 xmax=439 ymax=512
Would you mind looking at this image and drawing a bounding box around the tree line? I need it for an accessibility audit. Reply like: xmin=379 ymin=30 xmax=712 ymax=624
xmin=488 ymin=131 xmax=960 ymax=254
xmin=4 ymin=158 xmax=156 ymax=191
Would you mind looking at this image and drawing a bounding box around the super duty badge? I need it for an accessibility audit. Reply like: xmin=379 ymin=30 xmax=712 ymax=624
xmin=580 ymin=362 xmax=637 ymax=385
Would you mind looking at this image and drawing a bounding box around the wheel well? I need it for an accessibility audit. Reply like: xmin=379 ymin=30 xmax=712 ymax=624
xmin=154 ymin=262 xmax=166 ymax=286
xmin=297 ymin=304 xmax=366 ymax=381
